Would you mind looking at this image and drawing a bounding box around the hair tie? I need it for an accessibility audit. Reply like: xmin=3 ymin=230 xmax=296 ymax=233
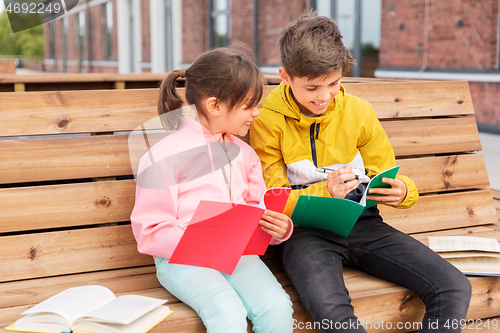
xmin=179 ymin=69 xmax=187 ymax=78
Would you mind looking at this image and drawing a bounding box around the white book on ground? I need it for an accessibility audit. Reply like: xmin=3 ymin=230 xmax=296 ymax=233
xmin=428 ymin=236 xmax=500 ymax=253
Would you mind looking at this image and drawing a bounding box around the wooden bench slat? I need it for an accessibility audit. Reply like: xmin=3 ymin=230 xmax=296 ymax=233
xmin=346 ymin=80 xmax=474 ymax=119
xmin=0 ymin=134 xmax=132 ymax=184
xmin=0 ymin=225 xmax=153 ymax=283
xmin=398 ymin=154 xmax=489 ymax=194
xmin=381 ymin=189 xmax=498 ymax=234
xmin=0 ymin=180 xmax=135 ymax=233
xmin=0 ymin=81 xmax=474 ymax=137
xmin=383 ymin=116 xmax=481 ymax=156
xmin=0 ymin=89 xmax=158 ymax=137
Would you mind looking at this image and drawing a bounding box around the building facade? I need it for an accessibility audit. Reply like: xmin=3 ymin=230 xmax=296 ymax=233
xmin=376 ymin=0 xmax=500 ymax=128
xmin=43 ymin=0 xmax=381 ymax=75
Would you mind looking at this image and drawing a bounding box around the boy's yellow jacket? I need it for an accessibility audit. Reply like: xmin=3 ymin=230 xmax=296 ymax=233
xmin=250 ymin=83 xmax=419 ymax=217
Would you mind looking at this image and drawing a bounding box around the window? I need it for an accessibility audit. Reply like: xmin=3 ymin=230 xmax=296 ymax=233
xmin=103 ymin=2 xmax=113 ymax=60
xmin=209 ymin=0 xmax=230 ymax=48
xmin=311 ymin=0 xmax=381 ymax=77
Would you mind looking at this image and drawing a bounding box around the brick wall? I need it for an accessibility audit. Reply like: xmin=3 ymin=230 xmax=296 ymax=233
xmin=141 ymin=0 xmax=151 ymax=63
xmin=380 ymin=0 xmax=500 ymax=127
xmin=45 ymin=0 xmax=308 ymax=71
xmin=90 ymin=4 xmax=103 ymax=63
xmin=181 ymin=0 xmax=306 ymax=66
xmin=231 ymin=0 xmax=255 ymax=51
xmin=257 ymin=0 xmax=306 ymax=66
xmin=470 ymin=82 xmax=500 ymax=126
xmin=43 ymin=0 xmax=119 ymax=73
xmin=182 ymin=0 xmax=208 ymax=63
xmin=380 ymin=0 xmax=499 ymax=70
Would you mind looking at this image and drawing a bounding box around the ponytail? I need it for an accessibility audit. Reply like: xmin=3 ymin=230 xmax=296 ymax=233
xmin=158 ymin=69 xmax=186 ymax=131
xmin=158 ymin=47 xmax=264 ymax=132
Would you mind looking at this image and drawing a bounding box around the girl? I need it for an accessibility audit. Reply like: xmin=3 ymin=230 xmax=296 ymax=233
xmin=131 ymin=48 xmax=294 ymax=332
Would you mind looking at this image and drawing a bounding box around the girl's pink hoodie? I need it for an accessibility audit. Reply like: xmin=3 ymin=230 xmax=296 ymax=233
xmin=131 ymin=116 xmax=292 ymax=259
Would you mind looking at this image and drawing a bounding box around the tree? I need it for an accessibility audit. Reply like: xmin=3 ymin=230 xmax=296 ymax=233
xmin=0 ymin=11 xmax=44 ymax=57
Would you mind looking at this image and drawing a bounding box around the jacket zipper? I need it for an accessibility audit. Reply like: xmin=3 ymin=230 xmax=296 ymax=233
xmin=310 ymin=123 xmax=320 ymax=167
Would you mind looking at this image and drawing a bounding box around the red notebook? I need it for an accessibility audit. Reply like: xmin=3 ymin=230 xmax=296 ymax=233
xmin=169 ymin=188 xmax=291 ymax=274
xmin=243 ymin=188 xmax=292 ymax=255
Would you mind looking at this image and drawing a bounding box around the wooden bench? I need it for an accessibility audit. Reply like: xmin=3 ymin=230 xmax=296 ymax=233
xmin=1 ymin=80 xmax=499 ymax=333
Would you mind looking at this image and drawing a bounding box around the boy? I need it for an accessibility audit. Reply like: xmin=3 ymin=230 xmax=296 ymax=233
xmin=250 ymin=13 xmax=471 ymax=333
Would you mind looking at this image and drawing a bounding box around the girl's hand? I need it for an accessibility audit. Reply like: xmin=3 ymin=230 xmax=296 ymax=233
xmin=326 ymin=165 xmax=360 ymax=199
xmin=366 ymin=177 xmax=407 ymax=207
xmin=260 ymin=210 xmax=291 ymax=239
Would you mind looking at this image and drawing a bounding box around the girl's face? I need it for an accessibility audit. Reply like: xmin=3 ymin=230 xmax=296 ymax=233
xmin=201 ymin=95 xmax=261 ymax=137
xmin=222 ymin=102 xmax=260 ymax=137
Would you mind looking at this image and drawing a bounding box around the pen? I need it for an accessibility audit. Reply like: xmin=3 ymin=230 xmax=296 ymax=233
xmin=343 ymin=174 xmax=359 ymax=183
xmin=316 ymin=167 xmax=335 ymax=173
xmin=316 ymin=168 xmax=360 ymax=183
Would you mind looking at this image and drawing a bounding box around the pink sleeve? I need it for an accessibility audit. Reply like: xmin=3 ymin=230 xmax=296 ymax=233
xmin=244 ymin=150 xmax=267 ymax=205
xmin=130 ymin=157 xmax=183 ymax=259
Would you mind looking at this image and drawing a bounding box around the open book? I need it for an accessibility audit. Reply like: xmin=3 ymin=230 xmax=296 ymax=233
xmin=6 ymin=285 xmax=173 ymax=333
xmin=429 ymin=236 xmax=500 ymax=276
xmin=169 ymin=187 xmax=291 ymax=274
xmin=290 ymin=166 xmax=400 ymax=237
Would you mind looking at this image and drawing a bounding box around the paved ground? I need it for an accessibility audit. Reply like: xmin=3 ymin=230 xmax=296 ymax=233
xmin=479 ymin=132 xmax=500 ymax=190
xmin=16 ymin=68 xmax=44 ymax=75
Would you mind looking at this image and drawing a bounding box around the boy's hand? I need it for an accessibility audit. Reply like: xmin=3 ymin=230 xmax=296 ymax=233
xmin=260 ymin=210 xmax=291 ymax=239
xmin=326 ymin=165 xmax=360 ymax=199
xmin=366 ymin=177 xmax=407 ymax=207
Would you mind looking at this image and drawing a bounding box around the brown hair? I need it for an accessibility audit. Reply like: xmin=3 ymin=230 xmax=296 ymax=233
xmin=278 ymin=11 xmax=355 ymax=79
xmin=158 ymin=47 xmax=265 ymax=131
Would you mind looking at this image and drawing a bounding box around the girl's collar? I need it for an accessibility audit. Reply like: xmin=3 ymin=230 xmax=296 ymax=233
xmin=181 ymin=116 xmax=227 ymax=142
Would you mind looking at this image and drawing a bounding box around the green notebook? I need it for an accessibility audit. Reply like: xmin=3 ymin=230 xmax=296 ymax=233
xmin=290 ymin=166 xmax=400 ymax=237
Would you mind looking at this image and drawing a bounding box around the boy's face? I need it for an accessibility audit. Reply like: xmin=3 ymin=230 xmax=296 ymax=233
xmin=279 ymin=68 xmax=342 ymax=117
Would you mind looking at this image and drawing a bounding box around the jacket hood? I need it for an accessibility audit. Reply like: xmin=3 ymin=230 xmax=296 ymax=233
xmin=263 ymin=82 xmax=346 ymax=127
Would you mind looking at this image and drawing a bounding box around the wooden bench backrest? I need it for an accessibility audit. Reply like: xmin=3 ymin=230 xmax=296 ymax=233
xmin=0 ymin=80 xmax=496 ymax=284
